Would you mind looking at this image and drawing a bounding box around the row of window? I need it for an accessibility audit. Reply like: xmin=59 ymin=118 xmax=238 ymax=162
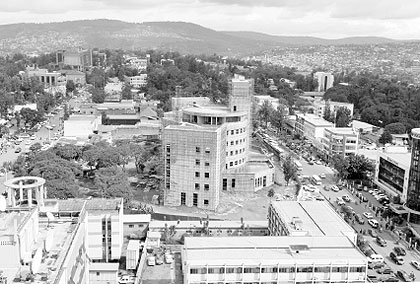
xmin=195 ymin=183 xmax=210 ymax=191
xmin=226 ymin=148 xmax=246 ymax=157
xmin=196 ymin=147 xmax=211 ymax=154
xmin=190 ymin=266 xmax=366 ymax=274
xmin=226 ymin=158 xmax=245 ymax=168
xmin=196 ymin=160 xmax=210 ymax=166
xmin=227 ymin=128 xmax=246 ymax=136
xmin=195 ymin=172 xmax=210 ymax=178
xmin=227 ymin=138 xmax=246 ymax=147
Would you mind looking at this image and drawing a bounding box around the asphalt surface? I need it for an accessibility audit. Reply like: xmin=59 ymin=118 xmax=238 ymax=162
xmin=259 ymin=130 xmax=420 ymax=282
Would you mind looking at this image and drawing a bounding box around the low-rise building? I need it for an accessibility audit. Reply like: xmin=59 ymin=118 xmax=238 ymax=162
xmin=182 ymin=236 xmax=367 ymax=284
xmin=64 ymin=114 xmax=101 ymax=139
xmin=128 ymin=74 xmax=147 ymax=88
xmin=322 ymin=127 xmax=359 ymax=158
xmin=123 ymin=214 xmax=151 ymax=239
xmin=313 ymin=99 xmax=354 ymax=118
xmin=375 ymin=146 xmax=411 ymax=203
xmin=295 ymin=113 xmax=333 ymax=142
xmin=268 ymin=201 xmax=357 ymax=244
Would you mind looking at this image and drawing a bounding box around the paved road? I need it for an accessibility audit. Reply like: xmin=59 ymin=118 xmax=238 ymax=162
xmin=259 ymin=131 xmax=420 ymax=281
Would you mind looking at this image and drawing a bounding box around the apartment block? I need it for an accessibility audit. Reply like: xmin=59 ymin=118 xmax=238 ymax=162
xmin=295 ymin=113 xmax=333 ymax=142
xmin=315 ymin=72 xmax=334 ymax=92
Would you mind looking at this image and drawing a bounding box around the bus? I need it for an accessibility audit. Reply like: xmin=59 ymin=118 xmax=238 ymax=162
xmin=294 ymin=160 xmax=303 ymax=171
xmin=311 ymin=175 xmax=322 ymax=185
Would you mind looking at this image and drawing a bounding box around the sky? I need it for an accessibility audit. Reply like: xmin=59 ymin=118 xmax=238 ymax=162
xmin=2 ymin=0 xmax=420 ymax=39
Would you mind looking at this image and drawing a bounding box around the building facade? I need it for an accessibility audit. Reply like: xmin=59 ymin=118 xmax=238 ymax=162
xmin=407 ymin=128 xmax=420 ymax=223
xmin=129 ymin=74 xmax=147 ymax=88
xmin=375 ymin=147 xmax=411 ymax=203
xmin=315 ymin=72 xmax=334 ymax=92
xmin=163 ymin=76 xmax=274 ymax=210
xmin=322 ymin=127 xmax=359 ymax=158
xmin=295 ymin=113 xmax=334 ymax=142
xmin=313 ymin=100 xmax=354 ymax=119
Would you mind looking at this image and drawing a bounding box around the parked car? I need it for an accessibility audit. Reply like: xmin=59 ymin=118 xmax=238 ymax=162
xmin=377 ymin=267 xmax=394 ymax=275
xmin=118 ymin=276 xmax=134 ymax=284
xmin=368 ymin=219 xmax=379 ymax=228
xmin=342 ymin=195 xmax=351 ymax=202
xmin=331 ymin=185 xmax=339 ymax=192
xmin=165 ymin=253 xmax=174 ymax=264
xmin=319 ymin=173 xmax=326 ymax=179
xmin=396 ymin=270 xmax=411 ymax=282
xmin=394 ymin=246 xmax=407 ymax=256
xmin=336 ymin=197 xmax=345 ymax=206
xmin=363 ymin=212 xmax=374 ymax=219
xmin=390 ymin=252 xmax=404 ymax=265
xmin=368 ymin=229 xmax=378 ymax=238
xmin=376 ymin=236 xmax=387 ymax=247
xmin=156 ymin=255 xmax=164 ymax=265
xmin=411 ymin=260 xmax=420 ymax=270
xmin=355 ymin=214 xmax=365 ymax=224
xmin=361 ymin=196 xmax=368 ymax=203
xmin=147 ymin=256 xmax=156 ymax=266
xmin=383 ymin=276 xmax=400 ymax=282
xmin=14 ymin=147 xmax=22 ymax=153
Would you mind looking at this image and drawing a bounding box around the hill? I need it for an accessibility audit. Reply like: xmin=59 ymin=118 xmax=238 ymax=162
xmin=0 ymin=19 xmax=400 ymax=56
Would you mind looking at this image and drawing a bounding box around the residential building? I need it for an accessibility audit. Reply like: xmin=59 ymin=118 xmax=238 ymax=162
xmin=375 ymin=146 xmax=411 ymax=203
xmin=407 ymin=128 xmax=420 ymax=223
xmin=125 ymin=55 xmax=150 ymax=71
xmin=181 ymin=236 xmax=367 ymax=284
xmin=59 ymin=69 xmax=86 ymax=85
xmin=163 ymin=76 xmax=274 ymax=210
xmin=312 ymin=99 xmax=354 ymax=119
xmin=25 ymin=65 xmax=62 ymax=87
xmin=89 ymin=263 xmax=119 ymax=284
xmin=352 ymin=120 xmax=378 ymax=134
xmin=295 ymin=113 xmax=334 ymax=142
xmin=268 ymin=201 xmax=357 ymax=244
xmin=315 ymin=72 xmax=334 ymax=92
xmin=322 ymin=127 xmax=359 ymax=158
xmin=128 ymin=74 xmax=147 ymax=88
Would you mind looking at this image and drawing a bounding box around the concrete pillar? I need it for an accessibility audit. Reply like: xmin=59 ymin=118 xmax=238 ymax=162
xmin=11 ymin=188 xmax=16 ymax=207
xmin=28 ymin=188 xmax=32 ymax=207
xmin=19 ymin=181 xmax=23 ymax=204
xmin=7 ymin=187 xmax=12 ymax=206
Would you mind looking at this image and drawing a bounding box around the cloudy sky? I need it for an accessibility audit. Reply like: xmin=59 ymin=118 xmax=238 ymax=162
xmin=2 ymin=0 xmax=420 ymax=39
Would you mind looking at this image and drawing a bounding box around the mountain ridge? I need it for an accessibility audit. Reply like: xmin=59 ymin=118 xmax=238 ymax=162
xmin=0 ymin=19 xmax=404 ymax=56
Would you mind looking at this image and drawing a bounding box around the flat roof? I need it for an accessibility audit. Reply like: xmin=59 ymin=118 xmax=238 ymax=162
xmin=90 ymin=262 xmax=119 ymax=271
xmin=270 ymin=201 xmax=354 ymax=236
xmin=85 ymin=198 xmax=122 ymax=212
xmin=183 ymin=105 xmax=247 ymax=117
xmin=67 ymin=115 xmax=97 ymax=121
xmin=165 ymin=123 xmax=220 ymax=132
xmin=325 ymin=127 xmax=357 ymax=135
xmin=149 ymin=220 xmax=267 ymax=230
xmin=127 ymin=239 xmax=141 ymax=251
xmin=298 ymin=113 xmax=333 ymax=127
xmin=123 ymin=214 xmax=151 ymax=223
xmin=0 ymin=210 xmax=32 ymax=235
xmin=379 ymin=151 xmax=411 ymax=168
xmin=184 ymin=236 xmax=366 ymax=266
xmin=107 ymin=114 xmax=140 ymax=119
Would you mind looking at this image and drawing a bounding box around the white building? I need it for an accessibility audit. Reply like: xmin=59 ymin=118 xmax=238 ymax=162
xmin=322 ymin=127 xmax=359 ymax=158
xmin=313 ymin=99 xmax=354 ymax=119
xmin=375 ymin=146 xmax=411 ymax=203
xmin=315 ymin=72 xmax=334 ymax=92
xmin=182 ymin=236 xmax=367 ymax=284
xmin=63 ymin=115 xmax=101 ymax=139
xmin=129 ymin=74 xmax=147 ymax=88
xmin=295 ymin=113 xmax=333 ymax=143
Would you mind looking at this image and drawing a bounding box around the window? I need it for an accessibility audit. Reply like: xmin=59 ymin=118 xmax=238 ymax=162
xmin=196 ymin=147 xmax=200 ymax=153
xmin=236 ymin=129 xmax=239 ymax=134
xmin=230 ymin=141 xmax=234 ymax=146
xmin=226 ymin=268 xmax=235 ymax=274
xmin=190 ymin=268 xmax=199 ymax=274
xmin=138 ymin=224 xmax=143 ymax=228
xmin=193 ymin=193 xmax=198 ymax=206
xmin=195 ymin=159 xmax=200 ymax=166
xmin=205 ymin=162 xmax=210 ymax=166
xmin=235 ymin=150 xmax=238 ymax=155
xmin=230 ymin=151 xmax=233 ymax=156
xmin=236 ymin=140 xmax=239 ymax=145
xmin=231 ymin=130 xmax=234 ymax=135
xmin=181 ymin=192 xmax=186 ymax=205
xmin=204 ymin=184 xmax=209 ymax=190
xmin=195 ymin=172 xmax=200 ymax=177
xmin=204 ymin=199 xmax=209 ymax=205
xmin=227 ymin=131 xmax=229 ymax=135
xmin=195 ymin=183 xmax=200 ymax=190
xmin=96 ymin=272 xmax=100 ymax=276
xmin=222 ymin=178 xmax=227 ymax=190
xmin=128 ymin=225 xmax=134 ymax=228
xmin=231 ymin=179 xmax=236 ymax=188
xmin=235 ymin=161 xmax=238 ymax=165
xmin=233 ymin=106 xmax=237 ymax=111
xmin=230 ymin=162 xmax=233 ymax=167
xmin=205 ymin=172 xmax=210 ymax=178
xmin=205 ymin=148 xmax=210 ymax=154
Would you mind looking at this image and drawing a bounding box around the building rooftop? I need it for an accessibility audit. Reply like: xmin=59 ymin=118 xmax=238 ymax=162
xmin=183 ymin=236 xmax=367 ymax=266
xmin=183 ymin=105 xmax=246 ymax=117
xmin=0 ymin=210 xmax=32 ymax=235
xmin=379 ymin=151 xmax=411 ymax=168
xmin=298 ymin=113 xmax=333 ymax=127
xmin=123 ymin=214 xmax=151 ymax=223
xmin=149 ymin=220 xmax=267 ymax=230
xmin=66 ymin=114 xmax=97 ymax=121
xmin=325 ymin=127 xmax=357 ymax=135
xmin=165 ymin=123 xmax=220 ymax=132
xmin=107 ymin=114 xmax=141 ymax=120
xmin=85 ymin=198 xmax=123 ymax=213
xmin=270 ymin=201 xmax=355 ymax=237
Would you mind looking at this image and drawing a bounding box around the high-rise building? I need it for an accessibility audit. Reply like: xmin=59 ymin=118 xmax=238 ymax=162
xmin=315 ymin=72 xmax=334 ymax=92
xmin=163 ymin=75 xmax=274 ymax=210
xmin=407 ymin=128 xmax=420 ymax=223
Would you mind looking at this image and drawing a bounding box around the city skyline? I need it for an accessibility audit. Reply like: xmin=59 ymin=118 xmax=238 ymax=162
xmin=3 ymin=0 xmax=420 ymax=40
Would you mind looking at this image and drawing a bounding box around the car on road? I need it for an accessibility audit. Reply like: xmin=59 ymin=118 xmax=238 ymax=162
xmin=376 ymin=236 xmax=387 ymax=247
xmin=382 ymin=276 xmax=399 ymax=282
xmin=363 ymin=212 xmax=374 ymax=219
xmin=319 ymin=173 xmax=326 ymax=179
xmin=366 ymin=274 xmax=378 ymax=282
xmin=118 ymin=275 xmax=134 ymax=284
xmin=377 ymin=267 xmax=394 ymax=274
xmin=336 ymin=197 xmax=345 ymax=206
xmin=361 ymin=196 xmax=368 ymax=203
xmin=25 ymin=140 xmax=31 ymax=145
xmin=390 ymin=252 xmax=404 ymax=265
xmin=156 ymin=255 xmax=164 ymax=265
xmin=355 ymin=214 xmax=365 ymax=224
xmin=323 ymin=185 xmax=330 ymax=191
xmin=368 ymin=219 xmax=379 ymax=228
xmin=368 ymin=229 xmax=378 ymax=238
xmin=30 ymin=135 xmax=36 ymax=140
xmin=394 ymin=246 xmax=406 ymax=256
xmin=342 ymin=195 xmax=351 ymax=202
xmin=315 ymin=160 xmax=322 ymax=165
xmin=308 ymin=161 xmax=314 ymax=165
xmin=14 ymin=147 xmax=22 ymax=153
xmin=331 ymin=185 xmax=339 ymax=192
xmin=411 ymin=260 xmax=420 ymax=270
xmin=396 ymin=270 xmax=411 ymax=282
xmin=165 ymin=253 xmax=174 ymax=264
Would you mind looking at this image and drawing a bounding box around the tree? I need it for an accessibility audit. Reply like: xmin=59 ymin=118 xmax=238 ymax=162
xmin=29 ymin=142 xmax=42 ymax=152
xmin=323 ymin=101 xmax=332 ymax=122
xmin=91 ymin=88 xmax=106 ymax=103
xmin=331 ymin=154 xmax=349 ymax=180
xmin=346 ymin=154 xmax=373 ymax=180
xmin=257 ymin=100 xmax=274 ymax=128
xmin=121 ymin=83 xmax=133 ymax=100
xmin=20 ymin=108 xmax=42 ymax=127
xmin=267 ymin=188 xmax=275 ymax=198
xmin=52 ymin=144 xmax=82 ymax=160
xmin=282 ymin=155 xmax=297 ymax=186
xmin=93 ymin=166 xmax=133 ymax=201
xmin=66 ymin=80 xmax=75 ymax=94
xmin=379 ymin=131 xmax=393 ymax=144
xmin=15 ymin=111 xmax=21 ymax=128
xmin=270 ymin=106 xmax=287 ymax=134
xmin=335 ymin=106 xmax=352 ymax=127
xmin=384 ymin=122 xmax=406 ymax=134
xmin=63 ymin=104 xmax=70 ymax=120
